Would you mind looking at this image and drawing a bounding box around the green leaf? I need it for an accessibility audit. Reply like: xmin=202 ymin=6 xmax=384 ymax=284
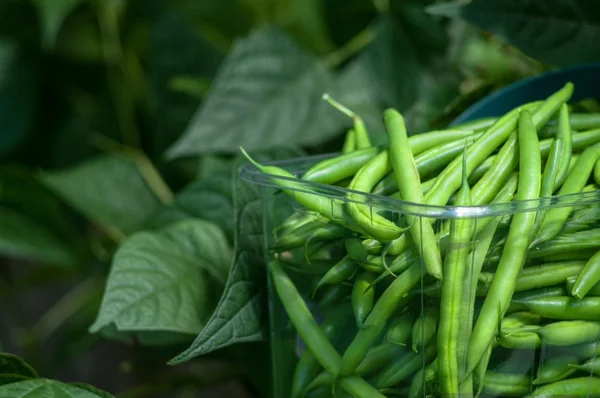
xmin=0 ymin=379 xmax=114 ymax=397
xmin=39 ymin=154 xmax=163 ymax=237
xmin=169 ymin=147 xmax=304 ymax=363
xmin=68 ymin=383 xmax=115 ymax=398
xmin=0 ymin=353 xmax=38 ymax=379
xmin=165 ymin=27 xmax=350 ymax=158
xmin=32 ymin=0 xmax=85 ymax=50
xmin=428 ymin=0 xmax=600 ymax=67
xmin=148 ymin=10 xmax=223 ymax=156
xmin=147 ymin=163 xmax=234 ymax=238
xmin=89 ymin=219 xmax=232 ymax=343
xmin=0 ymin=40 xmax=37 ymax=156
xmin=0 ymin=207 xmax=77 ymax=266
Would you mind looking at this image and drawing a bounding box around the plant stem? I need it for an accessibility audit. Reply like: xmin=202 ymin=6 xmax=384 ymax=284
xmin=323 ymin=27 xmax=376 ymax=69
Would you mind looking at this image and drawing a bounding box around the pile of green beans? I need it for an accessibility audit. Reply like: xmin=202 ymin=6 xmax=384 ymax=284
xmin=243 ymin=83 xmax=600 ymax=398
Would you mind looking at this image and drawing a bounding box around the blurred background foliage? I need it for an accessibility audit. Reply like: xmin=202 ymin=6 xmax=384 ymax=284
xmin=0 ymin=0 xmax=595 ymax=396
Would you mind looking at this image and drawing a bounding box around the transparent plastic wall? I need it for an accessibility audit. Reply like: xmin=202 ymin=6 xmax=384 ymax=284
xmin=241 ymin=155 xmax=600 ymax=398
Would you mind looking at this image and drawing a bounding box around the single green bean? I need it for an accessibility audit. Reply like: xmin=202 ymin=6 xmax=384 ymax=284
xmin=554 ymin=103 xmax=573 ymax=188
xmin=572 ymin=248 xmax=600 ymax=299
xmin=479 ymin=261 xmax=585 ymax=292
xmin=466 ymin=109 xmax=542 ymax=376
xmin=386 ymin=312 xmax=415 ymax=346
xmin=314 ymin=257 xmax=357 ymax=294
xmin=512 ymin=296 xmax=600 ymax=320
xmin=318 ymin=283 xmax=352 ymax=308
xmin=323 ymin=94 xmax=371 ymax=149
xmin=352 ymin=271 xmax=375 ymax=328
xmin=373 ymin=343 xmax=437 ymax=389
xmin=385 ymin=108 xmax=443 ymax=279
xmin=341 ymin=129 xmax=356 ymax=154
xmin=438 ymin=148 xmax=475 ymax=394
xmin=302 ymin=147 xmax=379 ymax=184
xmin=412 ymin=307 xmax=438 ymax=353
xmin=268 ymin=261 xmax=385 ymax=398
xmin=530 ymin=228 xmax=600 ymax=259
xmin=567 ymin=275 xmax=600 ymax=297
xmin=241 ymin=149 xmax=364 ymax=234
xmin=508 ymin=286 xmax=568 ymax=313
xmin=536 ymin=321 xmax=600 ymax=346
xmin=498 ymin=327 xmax=542 ymax=349
xmin=533 ymin=355 xmax=579 ymax=385
xmin=569 ymin=357 xmax=600 ymax=375
xmin=479 ymin=371 xmax=532 ymax=396
xmin=524 ymin=377 xmax=600 ymax=398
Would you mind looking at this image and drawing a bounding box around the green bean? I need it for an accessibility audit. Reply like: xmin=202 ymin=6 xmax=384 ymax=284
xmin=355 ymin=342 xmax=403 ymax=375
xmin=373 ymin=343 xmax=437 ymax=389
xmin=408 ymin=359 xmax=437 ymax=398
xmin=569 ymin=357 xmax=600 ymax=375
xmin=385 ymin=108 xmax=443 ymax=279
xmin=498 ymin=327 xmax=542 ymax=349
xmin=480 ymin=261 xmax=585 ymax=292
xmin=502 ymin=311 xmax=543 ymax=329
xmin=460 ymin=216 xmax=502 ymax=395
xmin=274 ymin=220 xmax=350 ymax=251
xmin=438 ymin=147 xmax=475 ymax=394
xmin=291 ymin=315 xmax=341 ymax=397
xmin=345 ymin=238 xmax=368 ymax=263
xmin=453 ymin=116 xmax=497 ymax=131
xmin=372 ymin=135 xmax=480 ymax=196
xmin=570 ymin=341 xmax=600 ymax=359
xmin=466 ymin=109 xmax=542 ymax=376
xmin=338 ymin=263 xmax=422 ymax=377
xmin=530 ymin=228 xmax=600 ymax=259
xmin=346 ymin=151 xmax=402 ymax=240
xmin=318 ymin=283 xmax=352 ymax=308
xmin=524 ymin=376 xmax=600 ymax=398
xmin=341 ymin=129 xmax=356 ymax=154
xmin=386 ymin=312 xmax=415 ymax=346
xmin=302 ymin=147 xmax=379 ymax=185
xmin=596 ymin=158 xmax=600 ymax=186
xmin=567 ymin=276 xmax=600 ymax=297
xmin=314 ymin=257 xmax=357 ymax=294
xmin=548 ymin=112 xmax=600 ymax=131
xmin=554 ymin=103 xmax=573 ymax=188
xmin=267 ymin=260 xmax=385 ymax=398
xmin=474 ymin=342 xmax=494 ymax=398
xmin=479 ymin=371 xmax=532 ymax=396
xmin=512 ymin=296 xmax=600 ymax=320
xmin=509 ymin=286 xmax=569 ymax=313
xmin=352 ymin=271 xmax=375 ymax=328
xmin=412 ymin=307 xmax=438 ymax=353
xmin=241 ymin=150 xmax=365 ymax=234
xmin=537 ymin=321 xmax=600 ymax=346
xmin=540 ymin=138 xmax=563 ymax=198
xmin=323 ymin=94 xmax=371 ymax=149
xmin=533 ymin=355 xmax=579 ymax=385
xmin=572 ymin=248 xmax=600 ymax=299
xmin=306 ymin=342 xmax=405 ymax=393
xmin=426 ymin=87 xmax=565 ymax=208
xmin=534 ymin=141 xmax=600 ymax=245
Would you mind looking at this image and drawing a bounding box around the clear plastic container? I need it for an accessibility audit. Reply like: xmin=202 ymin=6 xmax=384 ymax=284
xmin=241 ymin=154 xmax=600 ymax=398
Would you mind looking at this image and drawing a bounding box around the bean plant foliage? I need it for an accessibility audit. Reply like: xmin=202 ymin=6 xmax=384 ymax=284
xmin=0 ymin=0 xmax=597 ymax=396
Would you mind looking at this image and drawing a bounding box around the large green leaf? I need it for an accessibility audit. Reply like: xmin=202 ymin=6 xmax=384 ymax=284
xmin=359 ymin=1 xmax=449 ymax=112
xmin=89 ymin=219 xmax=232 ymax=343
xmin=148 ymin=10 xmax=223 ymax=156
xmin=0 ymin=353 xmax=38 ymax=378
xmin=0 ymin=379 xmax=114 ymax=397
xmin=0 ymin=40 xmax=37 ymax=156
xmin=31 ymin=0 xmax=84 ymax=50
xmin=165 ymin=27 xmax=349 ymax=158
xmin=428 ymin=0 xmax=600 ymax=67
xmin=39 ymin=154 xmax=163 ymax=236
xmin=170 ymin=147 xmax=304 ymax=363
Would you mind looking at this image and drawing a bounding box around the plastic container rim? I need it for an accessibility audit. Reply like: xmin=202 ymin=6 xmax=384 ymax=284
xmin=240 ymin=153 xmax=600 ymax=219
